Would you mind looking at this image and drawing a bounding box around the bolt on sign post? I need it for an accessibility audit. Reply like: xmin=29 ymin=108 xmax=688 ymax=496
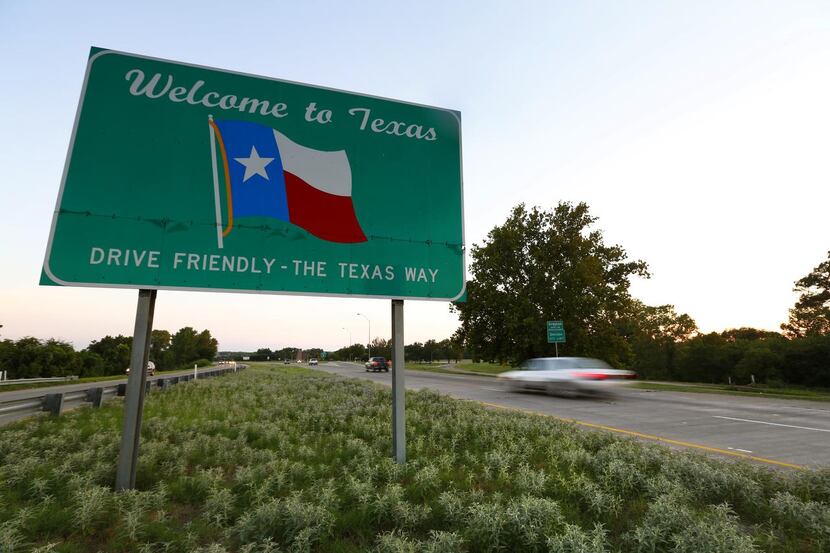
xmin=546 ymin=320 xmax=566 ymax=357
xmin=43 ymin=48 xmax=464 ymax=484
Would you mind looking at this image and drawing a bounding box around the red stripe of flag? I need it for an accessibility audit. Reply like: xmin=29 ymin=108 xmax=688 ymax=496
xmin=284 ymin=171 xmax=367 ymax=243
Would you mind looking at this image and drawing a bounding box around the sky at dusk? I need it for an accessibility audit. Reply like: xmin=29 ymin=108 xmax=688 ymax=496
xmin=1 ymin=1 xmax=829 ymax=351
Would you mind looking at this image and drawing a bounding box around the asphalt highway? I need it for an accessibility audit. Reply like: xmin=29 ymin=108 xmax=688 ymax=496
xmin=315 ymin=362 xmax=830 ymax=470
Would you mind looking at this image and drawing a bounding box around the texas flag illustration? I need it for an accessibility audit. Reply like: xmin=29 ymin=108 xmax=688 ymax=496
xmin=209 ymin=118 xmax=366 ymax=244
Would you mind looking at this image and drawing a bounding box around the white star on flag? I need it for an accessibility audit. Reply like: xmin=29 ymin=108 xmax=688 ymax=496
xmin=234 ymin=146 xmax=274 ymax=182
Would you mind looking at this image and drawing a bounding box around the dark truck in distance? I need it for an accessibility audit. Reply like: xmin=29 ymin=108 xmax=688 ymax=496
xmin=365 ymin=357 xmax=389 ymax=372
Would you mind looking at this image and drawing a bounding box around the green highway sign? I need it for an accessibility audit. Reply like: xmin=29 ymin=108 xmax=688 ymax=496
xmin=43 ymin=48 xmax=465 ymax=300
xmin=547 ymin=320 xmax=566 ymax=343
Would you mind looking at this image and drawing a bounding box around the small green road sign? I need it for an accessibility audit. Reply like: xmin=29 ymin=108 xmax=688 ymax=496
xmin=43 ymin=47 xmax=465 ymax=301
xmin=547 ymin=320 xmax=566 ymax=343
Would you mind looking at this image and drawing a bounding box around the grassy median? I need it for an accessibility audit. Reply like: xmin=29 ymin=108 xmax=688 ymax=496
xmin=404 ymin=361 xmax=507 ymax=376
xmin=631 ymin=381 xmax=830 ymax=402
xmin=1 ymin=364 xmax=828 ymax=552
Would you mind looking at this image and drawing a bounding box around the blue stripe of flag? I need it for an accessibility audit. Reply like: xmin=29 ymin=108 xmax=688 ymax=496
xmin=214 ymin=119 xmax=289 ymax=221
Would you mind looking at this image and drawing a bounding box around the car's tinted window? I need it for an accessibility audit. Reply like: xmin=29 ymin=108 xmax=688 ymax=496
xmin=371 ymin=357 xmax=386 ymax=362
xmin=569 ymin=358 xmax=613 ymax=369
xmin=535 ymin=359 xmax=566 ymax=370
xmin=519 ymin=360 xmax=548 ymax=370
xmin=537 ymin=358 xmax=613 ymax=370
xmin=520 ymin=358 xmax=615 ymax=371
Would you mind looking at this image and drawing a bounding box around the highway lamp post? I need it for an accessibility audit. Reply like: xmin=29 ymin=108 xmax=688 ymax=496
xmin=341 ymin=326 xmax=352 ymax=359
xmin=356 ymin=313 xmax=371 ymax=358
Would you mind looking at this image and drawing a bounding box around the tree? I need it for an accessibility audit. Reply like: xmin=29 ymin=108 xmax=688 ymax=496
xmin=276 ymin=347 xmax=299 ymax=361
xmin=453 ymin=202 xmax=649 ymax=365
xmin=733 ymin=341 xmax=783 ymax=384
xmin=370 ymin=337 xmax=391 ymax=359
xmin=675 ymin=333 xmax=730 ymax=383
xmin=86 ymin=335 xmax=132 ymax=375
xmin=76 ymin=350 xmax=105 ymax=378
xmin=1 ymin=337 xmax=79 ymax=379
xmin=150 ymin=329 xmax=173 ymax=369
xmin=624 ymin=301 xmax=697 ymax=378
xmin=448 ymin=334 xmax=465 ymax=362
xmin=331 ymin=343 xmax=366 ymax=361
xmin=195 ymin=330 xmax=218 ymax=360
xmin=779 ymin=335 xmax=830 ymax=387
xmin=171 ymin=327 xmax=199 ymax=366
xmin=0 ymin=339 xmax=13 ymax=376
xmin=168 ymin=327 xmax=218 ymax=366
xmin=782 ymin=251 xmax=830 ymax=338
xmin=406 ymin=342 xmax=424 ymax=362
xmin=423 ymin=339 xmax=440 ymax=363
xmin=437 ymin=339 xmax=455 ymax=363
xmin=41 ymin=339 xmax=77 ymax=378
xmin=721 ymin=327 xmax=781 ymax=342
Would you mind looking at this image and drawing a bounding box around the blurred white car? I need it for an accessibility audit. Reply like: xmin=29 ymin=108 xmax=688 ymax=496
xmin=499 ymin=357 xmax=635 ymax=397
xmin=126 ymin=361 xmax=156 ymax=376
xmin=309 ymin=358 xmax=318 ymax=366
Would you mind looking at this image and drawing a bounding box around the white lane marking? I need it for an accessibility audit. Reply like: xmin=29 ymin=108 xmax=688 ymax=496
xmin=728 ymin=447 xmax=753 ymax=453
xmin=714 ymin=415 xmax=830 ymax=433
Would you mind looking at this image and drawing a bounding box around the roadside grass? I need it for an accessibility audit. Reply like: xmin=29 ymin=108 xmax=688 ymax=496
xmin=454 ymin=362 xmax=509 ymax=375
xmin=633 ymin=381 xmax=830 ymax=402
xmin=405 ymin=361 xmax=508 ymax=376
xmin=0 ymin=364 xmax=827 ymax=552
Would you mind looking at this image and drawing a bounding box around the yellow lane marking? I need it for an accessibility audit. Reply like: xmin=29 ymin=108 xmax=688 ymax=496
xmin=475 ymin=401 xmax=805 ymax=470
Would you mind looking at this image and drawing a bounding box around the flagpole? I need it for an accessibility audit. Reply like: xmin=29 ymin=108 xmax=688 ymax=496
xmin=208 ymin=115 xmax=224 ymax=249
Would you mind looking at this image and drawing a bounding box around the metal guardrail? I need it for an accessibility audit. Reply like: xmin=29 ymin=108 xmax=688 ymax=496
xmin=0 ymin=375 xmax=80 ymax=386
xmin=0 ymin=365 xmax=246 ymax=422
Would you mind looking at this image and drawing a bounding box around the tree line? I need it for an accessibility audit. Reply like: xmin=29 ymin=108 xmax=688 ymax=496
xmin=231 ymin=339 xmax=465 ymax=364
xmin=453 ymin=202 xmax=830 ymax=388
xmin=0 ymin=327 xmax=218 ymax=379
xmin=327 ymin=338 xmax=464 ymax=363
xmin=220 ymin=347 xmax=326 ymax=362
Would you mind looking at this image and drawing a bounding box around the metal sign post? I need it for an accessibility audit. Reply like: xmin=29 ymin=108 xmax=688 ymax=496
xmin=391 ymin=299 xmax=406 ymax=463
xmin=115 ymin=289 xmax=156 ymax=490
